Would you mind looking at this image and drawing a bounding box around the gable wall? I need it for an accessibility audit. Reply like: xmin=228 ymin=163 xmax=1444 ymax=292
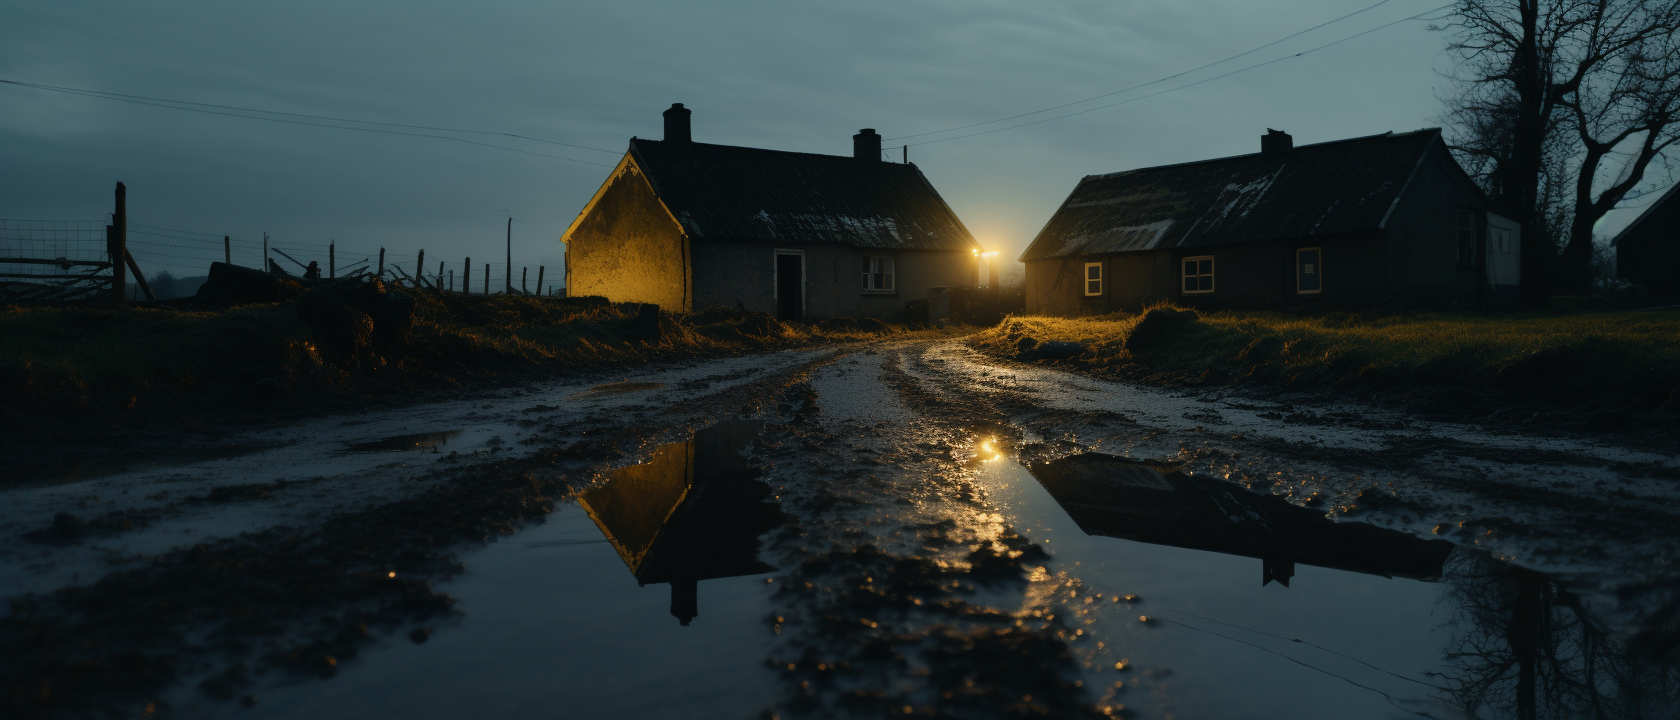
xmin=1381 ymin=146 xmax=1488 ymax=308
xmin=565 ymin=163 xmax=691 ymax=310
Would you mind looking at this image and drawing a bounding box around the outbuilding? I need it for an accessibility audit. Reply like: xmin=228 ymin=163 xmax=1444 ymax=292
xmin=562 ymin=104 xmax=981 ymax=321
xmin=1019 ymin=129 xmax=1521 ymax=314
xmin=1612 ymin=182 xmax=1680 ymax=297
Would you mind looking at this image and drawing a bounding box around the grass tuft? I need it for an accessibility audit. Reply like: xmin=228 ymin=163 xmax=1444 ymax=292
xmin=973 ymin=303 xmax=1680 ymax=426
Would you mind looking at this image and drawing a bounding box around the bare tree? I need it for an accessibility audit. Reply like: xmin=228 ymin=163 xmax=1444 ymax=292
xmin=1438 ymin=0 xmax=1680 ymax=300
xmin=1556 ymin=4 xmax=1680 ymax=292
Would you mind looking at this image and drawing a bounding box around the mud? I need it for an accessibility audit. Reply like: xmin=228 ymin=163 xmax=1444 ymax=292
xmin=3 ymin=338 xmax=1678 ymax=719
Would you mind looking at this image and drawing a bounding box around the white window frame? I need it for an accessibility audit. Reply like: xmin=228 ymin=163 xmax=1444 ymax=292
xmin=1082 ymin=262 xmax=1103 ymax=296
xmin=1296 ymin=247 xmax=1322 ymax=295
xmin=1182 ymin=255 xmax=1215 ymax=295
xmin=863 ymin=256 xmax=895 ymax=293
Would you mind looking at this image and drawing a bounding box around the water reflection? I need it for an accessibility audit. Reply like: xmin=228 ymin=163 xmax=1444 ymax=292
xmin=1439 ymin=553 xmax=1680 ymax=719
xmin=1025 ymin=453 xmax=1454 ymax=586
xmin=579 ymin=419 xmax=786 ymax=625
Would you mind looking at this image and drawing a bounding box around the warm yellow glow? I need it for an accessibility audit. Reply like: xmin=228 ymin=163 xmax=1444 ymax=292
xmin=981 ymin=251 xmax=999 ymax=257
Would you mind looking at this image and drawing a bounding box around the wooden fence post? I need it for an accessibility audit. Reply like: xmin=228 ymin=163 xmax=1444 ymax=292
xmin=416 ymin=249 xmax=426 ymax=289
xmin=437 ymin=260 xmax=445 ymax=294
xmin=224 ymin=236 xmax=231 ymax=264
xmin=107 ymin=182 xmax=127 ymax=302
xmin=262 ymin=232 xmax=269 ymax=272
xmin=329 ymin=241 xmax=336 ymax=278
xmin=484 ymin=263 xmax=490 ymax=295
xmin=464 ymin=257 xmax=470 ymax=294
xmin=377 ymin=247 xmax=385 ymax=278
xmin=521 ymin=266 xmax=528 ymax=294
xmin=536 ymin=266 xmax=544 ymax=297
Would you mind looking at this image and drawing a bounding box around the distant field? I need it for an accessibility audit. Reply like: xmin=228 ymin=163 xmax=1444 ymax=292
xmin=972 ymin=305 xmax=1680 ymax=427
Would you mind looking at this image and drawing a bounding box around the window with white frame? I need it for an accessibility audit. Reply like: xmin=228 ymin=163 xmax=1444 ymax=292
xmin=1182 ymin=255 xmax=1214 ymax=294
xmin=863 ymin=256 xmax=894 ymax=292
xmin=1083 ymin=262 xmax=1103 ymax=296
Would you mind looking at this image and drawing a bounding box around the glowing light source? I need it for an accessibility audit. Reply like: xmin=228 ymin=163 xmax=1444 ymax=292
xmin=980 ymin=251 xmax=999 ymax=257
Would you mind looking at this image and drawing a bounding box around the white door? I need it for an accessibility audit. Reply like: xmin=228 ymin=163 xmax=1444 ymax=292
xmin=1485 ymin=212 xmax=1520 ymax=287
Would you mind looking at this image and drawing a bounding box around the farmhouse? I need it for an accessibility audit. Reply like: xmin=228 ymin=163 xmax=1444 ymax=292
xmin=1019 ymin=129 xmax=1521 ymax=314
xmin=562 ymin=104 xmax=981 ymax=321
xmin=1612 ymin=182 xmax=1680 ymax=296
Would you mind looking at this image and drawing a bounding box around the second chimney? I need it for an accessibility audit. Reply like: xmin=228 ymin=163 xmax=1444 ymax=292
xmin=664 ymin=103 xmax=692 ymax=147
xmin=1262 ymin=128 xmax=1292 ymax=155
xmin=854 ymin=128 xmax=881 ymax=163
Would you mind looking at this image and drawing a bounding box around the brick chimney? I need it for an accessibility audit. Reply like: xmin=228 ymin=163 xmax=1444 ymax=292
xmin=853 ymin=128 xmax=881 ymax=163
xmin=664 ymin=103 xmax=692 ymax=147
xmin=1262 ymin=128 xmax=1292 ymax=155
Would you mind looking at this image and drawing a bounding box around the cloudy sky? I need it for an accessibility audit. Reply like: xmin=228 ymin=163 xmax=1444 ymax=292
xmin=0 ymin=0 xmax=1663 ymax=287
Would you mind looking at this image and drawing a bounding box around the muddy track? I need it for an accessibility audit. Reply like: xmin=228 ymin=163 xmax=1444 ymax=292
xmin=5 ymin=338 xmax=1679 ymax=719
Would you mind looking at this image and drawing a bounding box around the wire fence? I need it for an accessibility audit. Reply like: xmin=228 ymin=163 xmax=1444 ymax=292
xmin=0 ymin=219 xmax=116 ymax=302
xmin=2 ymin=216 xmax=559 ymax=302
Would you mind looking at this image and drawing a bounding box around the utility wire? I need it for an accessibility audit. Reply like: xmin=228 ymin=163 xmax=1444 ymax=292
xmin=887 ymin=0 xmax=1400 ymax=142
xmin=0 ymin=79 xmax=615 ymax=167
xmin=1160 ymin=608 xmax=1445 ymax=690
xmin=888 ymin=3 xmax=1454 ymax=150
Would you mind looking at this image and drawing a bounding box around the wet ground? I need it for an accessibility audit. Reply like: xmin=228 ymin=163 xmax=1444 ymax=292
xmin=4 ymin=339 xmax=1679 ymax=719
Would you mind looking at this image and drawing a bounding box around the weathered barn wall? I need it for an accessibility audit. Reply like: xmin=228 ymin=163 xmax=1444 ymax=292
xmin=1028 ymin=235 xmax=1386 ymax=314
xmin=693 ymin=241 xmax=976 ymax=319
xmin=1382 ymin=146 xmax=1486 ymax=308
xmin=564 ymin=161 xmax=691 ymax=311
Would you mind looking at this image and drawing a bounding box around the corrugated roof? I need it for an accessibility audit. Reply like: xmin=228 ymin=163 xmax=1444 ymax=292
xmin=1020 ymin=129 xmax=1443 ymax=262
xmin=628 ymin=139 xmax=977 ymax=251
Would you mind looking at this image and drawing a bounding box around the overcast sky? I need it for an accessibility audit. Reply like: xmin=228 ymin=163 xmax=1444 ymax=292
xmin=1 ymin=0 xmax=1666 ymax=287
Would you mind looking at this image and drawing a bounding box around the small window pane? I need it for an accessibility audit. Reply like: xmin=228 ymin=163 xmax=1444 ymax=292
xmin=1088 ymin=265 xmax=1100 ymax=280
xmin=1184 ymin=260 xmax=1195 ymax=275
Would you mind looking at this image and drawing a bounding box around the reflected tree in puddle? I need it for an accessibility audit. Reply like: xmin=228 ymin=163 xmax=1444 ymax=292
xmin=578 ymin=419 xmax=785 ymax=624
xmin=1438 ymin=553 xmax=1680 ymax=720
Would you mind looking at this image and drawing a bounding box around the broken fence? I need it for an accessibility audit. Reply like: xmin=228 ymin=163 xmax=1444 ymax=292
xmin=0 ymin=219 xmax=117 ymax=303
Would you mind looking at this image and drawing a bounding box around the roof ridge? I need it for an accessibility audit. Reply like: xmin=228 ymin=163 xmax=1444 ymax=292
xmin=1083 ymin=128 xmax=1439 ymax=181
xmin=636 ymin=137 xmax=922 ymax=166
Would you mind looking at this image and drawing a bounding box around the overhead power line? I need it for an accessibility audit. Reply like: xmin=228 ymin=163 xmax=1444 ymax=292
xmin=887 ymin=0 xmax=1401 ymax=143
xmin=0 ymin=78 xmax=616 ymax=167
xmin=888 ymin=2 xmax=1454 ymax=150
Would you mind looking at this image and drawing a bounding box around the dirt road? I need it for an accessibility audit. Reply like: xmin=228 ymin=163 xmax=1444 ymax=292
xmin=5 ymin=338 xmax=1677 ymax=719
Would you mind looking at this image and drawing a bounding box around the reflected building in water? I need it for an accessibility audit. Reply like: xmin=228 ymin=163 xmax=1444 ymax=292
xmin=578 ymin=420 xmax=786 ymax=625
xmin=1025 ymin=453 xmax=1455 ymax=585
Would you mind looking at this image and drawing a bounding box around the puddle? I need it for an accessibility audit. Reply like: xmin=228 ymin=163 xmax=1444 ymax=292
xmin=344 ymin=430 xmax=464 ymax=452
xmin=579 ymin=418 xmax=784 ymax=624
xmin=248 ymin=419 xmax=786 ymax=718
xmin=567 ymin=380 xmax=667 ymax=399
xmin=976 ymin=451 xmax=1674 ymax=719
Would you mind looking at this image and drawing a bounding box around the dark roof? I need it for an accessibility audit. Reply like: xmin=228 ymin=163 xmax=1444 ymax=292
xmin=1610 ymin=182 xmax=1680 ymax=247
xmin=1020 ymin=129 xmax=1444 ymax=262
xmin=627 ymin=139 xmax=977 ymax=251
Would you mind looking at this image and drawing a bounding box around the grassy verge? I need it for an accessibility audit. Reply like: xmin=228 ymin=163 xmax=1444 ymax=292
xmin=1 ymin=289 xmax=949 ymax=436
xmin=972 ymin=304 xmax=1680 ymax=431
